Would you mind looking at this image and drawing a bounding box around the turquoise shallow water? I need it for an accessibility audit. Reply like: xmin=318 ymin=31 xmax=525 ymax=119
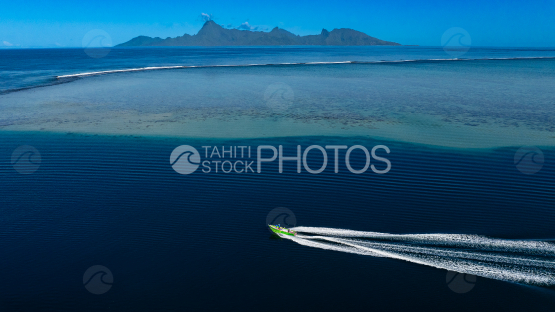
xmin=2 ymin=58 xmax=555 ymax=148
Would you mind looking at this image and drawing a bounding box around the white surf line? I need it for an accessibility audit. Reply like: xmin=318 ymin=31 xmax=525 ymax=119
xmin=55 ymin=61 xmax=353 ymax=79
xmin=55 ymin=56 xmax=555 ymax=80
xmin=56 ymin=65 xmax=186 ymax=78
xmin=284 ymin=234 xmax=555 ymax=285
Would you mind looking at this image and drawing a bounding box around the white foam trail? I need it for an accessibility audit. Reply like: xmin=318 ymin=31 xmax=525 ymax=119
xmin=352 ymin=239 xmax=555 ymax=268
xmin=287 ymin=235 xmax=384 ymax=258
xmin=55 ymin=56 xmax=555 ymax=79
xmin=280 ymin=227 xmax=555 ymax=286
xmin=292 ymin=227 xmax=555 ymax=255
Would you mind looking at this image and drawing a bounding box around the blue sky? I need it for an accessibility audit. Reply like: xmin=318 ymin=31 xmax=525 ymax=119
xmin=1 ymin=0 xmax=554 ymax=48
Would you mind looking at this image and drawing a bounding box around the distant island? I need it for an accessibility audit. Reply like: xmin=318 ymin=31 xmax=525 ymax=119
xmin=117 ymin=20 xmax=400 ymax=47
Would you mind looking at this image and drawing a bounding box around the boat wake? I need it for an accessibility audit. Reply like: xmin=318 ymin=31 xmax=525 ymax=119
xmin=283 ymin=227 xmax=555 ymax=286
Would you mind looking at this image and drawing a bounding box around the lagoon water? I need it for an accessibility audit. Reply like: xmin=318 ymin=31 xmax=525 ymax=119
xmin=2 ymin=46 xmax=555 ymax=93
xmin=1 ymin=47 xmax=555 ymax=311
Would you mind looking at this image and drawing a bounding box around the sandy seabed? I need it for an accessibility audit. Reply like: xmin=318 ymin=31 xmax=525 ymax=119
xmin=2 ymin=61 xmax=555 ymax=149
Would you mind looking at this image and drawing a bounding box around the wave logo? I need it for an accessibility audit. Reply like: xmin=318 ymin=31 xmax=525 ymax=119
xmin=446 ymin=271 xmax=476 ymax=294
xmin=82 ymin=29 xmax=112 ymax=59
xmin=11 ymin=145 xmax=41 ymax=174
xmin=264 ymin=82 xmax=294 ymax=112
xmin=441 ymin=27 xmax=471 ymax=58
xmin=83 ymin=265 xmax=113 ymax=295
xmin=514 ymin=146 xmax=544 ymax=175
xmin=266 ymin=207 xmax=297 ymax=233
xmin=170 ymin=145 xmax=201 ymax=175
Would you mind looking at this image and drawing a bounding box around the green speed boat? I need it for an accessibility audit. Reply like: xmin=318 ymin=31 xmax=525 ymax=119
xmin=269 ymin=224 xmax=297 ymax=236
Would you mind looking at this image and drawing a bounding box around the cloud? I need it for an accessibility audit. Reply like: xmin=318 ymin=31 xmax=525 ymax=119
xmin=237 ymin=22 xmax=257 ymax=31
xmin=3 ymin=41 xmax=13 ymax=46
xmin=201 ymin=13 xmax=213 ymax=22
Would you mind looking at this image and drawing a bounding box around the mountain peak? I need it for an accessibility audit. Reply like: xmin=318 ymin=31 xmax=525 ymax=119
xmin=116 ymin=21 xmax=400 ymax=47
xmin=197 ymin=20 xmax=225 ymax=38
xmin=201 ymin=20 xmax=220 ymax=28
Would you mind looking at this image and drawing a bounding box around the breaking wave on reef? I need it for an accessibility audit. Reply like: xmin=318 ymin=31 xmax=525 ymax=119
xmin=55 ymin=56 xmax=555 ymax=79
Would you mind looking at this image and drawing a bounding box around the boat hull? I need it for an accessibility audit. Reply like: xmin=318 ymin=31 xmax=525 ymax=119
xmin=269 ymin=225 xmax=296 ymax=236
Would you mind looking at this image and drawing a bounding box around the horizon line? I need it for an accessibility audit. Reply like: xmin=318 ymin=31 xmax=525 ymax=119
xmin=3 ymin=45 xmax=555 ymax=49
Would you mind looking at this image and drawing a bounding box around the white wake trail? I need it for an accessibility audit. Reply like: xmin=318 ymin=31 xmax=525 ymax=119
xmin=280 ymin=227 xmax=555 ymax=286
xmin=292 ymin=227 xmax=555 ymax=255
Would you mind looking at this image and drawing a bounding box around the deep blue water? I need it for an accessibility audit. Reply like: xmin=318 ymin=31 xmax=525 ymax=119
xmin=0 ymin=132 xmax=554 ymax=311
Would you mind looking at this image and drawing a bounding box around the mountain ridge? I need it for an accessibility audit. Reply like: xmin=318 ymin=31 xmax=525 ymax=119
xmin=116 ymin=20 xmax=400 ymax=47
